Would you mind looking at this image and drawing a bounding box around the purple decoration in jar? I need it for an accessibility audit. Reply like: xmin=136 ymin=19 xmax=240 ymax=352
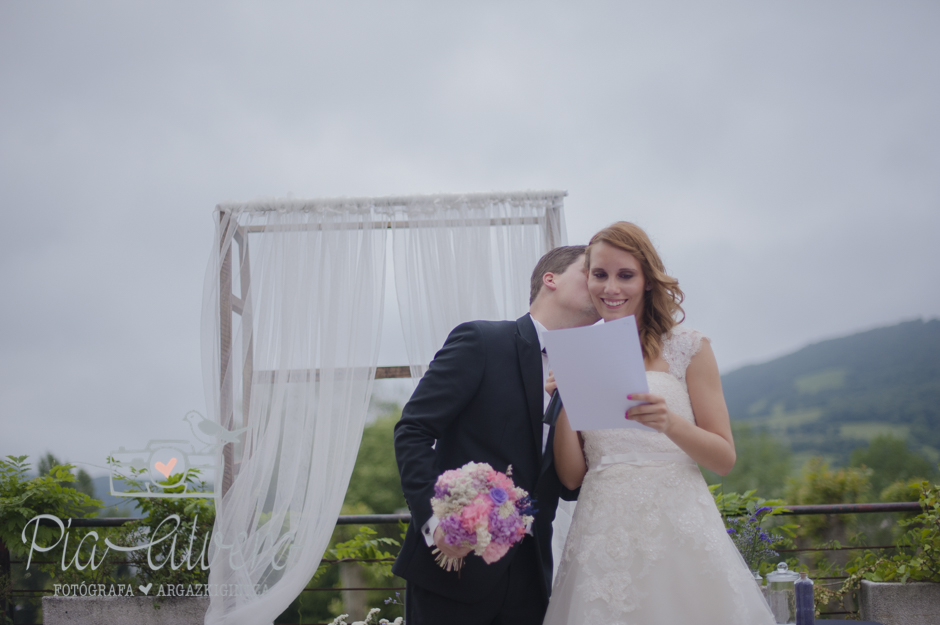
xmin=795 ymin=572 xmax=814 ymax=625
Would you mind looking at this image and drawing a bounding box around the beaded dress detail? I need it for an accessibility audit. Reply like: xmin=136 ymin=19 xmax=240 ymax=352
xmin=543 ymin=327 xmax=774 ymax=625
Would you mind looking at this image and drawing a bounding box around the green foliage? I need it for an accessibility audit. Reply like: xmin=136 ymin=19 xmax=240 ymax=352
xmin=840 ymin=479 xmax=940 ymax=610
xmin=0 ymin=455 xmax=107 ymax=624
xmin=784 ymin=457 xmax=872 ymax=568
xmin=786 ymin=457 xmax=872 ymax=507
xmin=0 ymin=455 xmax=103 ymax=559
xmin=313 ymin=526 xmax=400 ymax=582
xmin=711 ymin=486 xmax=798 ymax=576
xmin=724 ymin=504 xmax=784 ymax=571
xmin=106 ymin=463 xmax=215 ymax=588
xmin=881 ymin=478 xmax=928 ymax=505
xmin=709 ymin=484 xmax=785 ymax=518
xmin=0 ymin=571 xmax=11 ymax=625
xmin=703 ymin=423 xmax=793 ymax=497
xmin=344 ymin=408 xmax=406 ymax=515
xmin=36 ymin=454 xmax=95 ymax=500
xmin=850 ymin=435 xmax=938 ymax=496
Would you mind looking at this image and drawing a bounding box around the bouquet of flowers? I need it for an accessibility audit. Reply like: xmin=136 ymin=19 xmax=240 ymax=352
xmin=430 ymin=461 xmax=535 ymax=572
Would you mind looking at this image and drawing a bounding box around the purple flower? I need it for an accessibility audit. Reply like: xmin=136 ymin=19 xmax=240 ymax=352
xmin=434 ymin=483 xmax=450 ymax=499
xmin=755 ymin=506 xmax=772 ymax=515
xmin=515 ymin=495 xmax=537 ymax=517
xmin=489 ymin=487 xmax=508 ymax=505
xmin=726 ymin=514 xmax=782 ymax=571
xmin=438 ymin=515 xmax=477 ymax=546
xmin=488 ymin=508 xmax=522 ymax=544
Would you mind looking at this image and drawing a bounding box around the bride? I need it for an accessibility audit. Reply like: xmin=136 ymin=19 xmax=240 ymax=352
xmin=543 ymin=222 xmax=774 ymax=624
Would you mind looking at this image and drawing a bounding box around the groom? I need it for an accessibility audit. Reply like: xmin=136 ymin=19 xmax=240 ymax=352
xmin=393 ymin=245 xmax=600 ymax=625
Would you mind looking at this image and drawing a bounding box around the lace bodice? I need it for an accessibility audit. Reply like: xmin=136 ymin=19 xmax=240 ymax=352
xmin=544 ymin=326 xmax=775 ymax=625
xmin=582 ymin=326 xmax=706 ymax=465
xmin=661 ymin=325 xmax=706 ymax=381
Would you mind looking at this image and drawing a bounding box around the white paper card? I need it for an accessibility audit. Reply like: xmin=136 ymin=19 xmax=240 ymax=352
xmin=542 ymin=315 xmax=653 ymax=432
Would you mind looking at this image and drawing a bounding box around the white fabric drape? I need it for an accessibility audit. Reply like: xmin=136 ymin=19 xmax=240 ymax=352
xmin=201 ymin=192 xmax=568 ymax=624
xmin=388 ymin=192 xmax=574 ymax=582
xmin=202 ymin=201 xmax=387 ymax=625
xmin=392 ymin=192 xmax=566 ymax=379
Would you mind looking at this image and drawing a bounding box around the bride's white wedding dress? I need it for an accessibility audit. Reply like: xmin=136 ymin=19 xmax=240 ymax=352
xmin=544 ymin=328 xmax=775 ymax=625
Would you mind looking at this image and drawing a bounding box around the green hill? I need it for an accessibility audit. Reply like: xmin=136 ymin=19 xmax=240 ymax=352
xmin=721 ymin=318 xmax=940 ymax=463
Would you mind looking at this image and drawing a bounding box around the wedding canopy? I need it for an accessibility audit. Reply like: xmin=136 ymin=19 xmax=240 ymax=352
xmin=201 ymin=191 xmax=566 ymax=625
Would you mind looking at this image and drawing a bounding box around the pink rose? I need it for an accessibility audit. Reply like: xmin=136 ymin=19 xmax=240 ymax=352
xmin=490 ymin=472 xmax=514 ymax=492
xmin=481 ymin=541 xmax=511 ymax=564
xmin=460 ymin=498 xmax=493 ymax=531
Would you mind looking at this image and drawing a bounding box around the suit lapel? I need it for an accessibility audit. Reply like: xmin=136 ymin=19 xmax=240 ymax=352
xmin=515 ymin=314 xmax=544 ymax=463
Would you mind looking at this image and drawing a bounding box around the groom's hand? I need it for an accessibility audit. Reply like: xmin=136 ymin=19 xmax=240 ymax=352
xmin=545 ymin=370 xmax=557 ymax=395
xmin=433 ymin=526 xmax=472 ymax=559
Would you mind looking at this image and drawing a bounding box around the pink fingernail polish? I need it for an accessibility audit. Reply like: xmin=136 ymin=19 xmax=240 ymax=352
xmin=627 ymin=394 xmax=633 ymax=400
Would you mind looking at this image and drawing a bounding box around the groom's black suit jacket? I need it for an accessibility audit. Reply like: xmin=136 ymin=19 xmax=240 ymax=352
xmin=393 ymin=314 xmax=574 ymax=604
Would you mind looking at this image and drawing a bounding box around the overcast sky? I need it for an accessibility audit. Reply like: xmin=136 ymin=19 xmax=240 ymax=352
xmin=2 ymin=1 xmax=938 ymax=476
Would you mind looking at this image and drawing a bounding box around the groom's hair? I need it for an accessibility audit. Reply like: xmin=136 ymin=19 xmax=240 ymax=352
xmin=529 ymin=245 xmax=588 ymax=304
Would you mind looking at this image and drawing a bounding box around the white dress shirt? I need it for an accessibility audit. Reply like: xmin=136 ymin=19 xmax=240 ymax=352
xmin=528 ymin=314 xmax=553 ymax=453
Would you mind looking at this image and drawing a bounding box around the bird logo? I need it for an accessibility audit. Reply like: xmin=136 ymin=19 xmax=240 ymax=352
xmin=183 ymin=410 xmax=249 ymax=453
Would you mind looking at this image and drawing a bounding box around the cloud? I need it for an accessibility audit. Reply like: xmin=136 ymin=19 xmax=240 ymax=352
xmin=1 ymin=1 xmax=938 ymax=467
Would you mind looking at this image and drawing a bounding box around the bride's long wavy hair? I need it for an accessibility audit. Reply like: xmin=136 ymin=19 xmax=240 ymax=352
xmin=586 ymin=222 xmax=685 ymax=363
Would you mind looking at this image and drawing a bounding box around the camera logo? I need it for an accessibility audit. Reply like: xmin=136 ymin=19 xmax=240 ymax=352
xmin=108 ymin=411 xmax=245 ymax=499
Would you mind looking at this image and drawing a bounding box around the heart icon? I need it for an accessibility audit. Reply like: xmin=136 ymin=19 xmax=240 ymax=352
xmin=138 ymin=583 xmax=153 ymax=595
xmin=154 ymin=458 xmax=177 ymax=478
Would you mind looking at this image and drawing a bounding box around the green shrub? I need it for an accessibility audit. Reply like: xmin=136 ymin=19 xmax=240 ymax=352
xmin=105 ymin=463 xmax=215 ymax=589
xmin=0 ymin=456 xmax=103 ymax=560
xmin=843 ymin=479 xmax=940 ymax=586
xmin=0 ymin=455 xmax=105 ymax=624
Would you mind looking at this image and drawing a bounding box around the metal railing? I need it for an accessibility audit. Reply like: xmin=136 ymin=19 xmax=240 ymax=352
xmin=1 ymin=503 xmax=925 ymax=624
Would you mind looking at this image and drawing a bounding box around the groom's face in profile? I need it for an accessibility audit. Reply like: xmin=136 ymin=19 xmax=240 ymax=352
xmin=551 ymin=254 xmax=599 ymax=323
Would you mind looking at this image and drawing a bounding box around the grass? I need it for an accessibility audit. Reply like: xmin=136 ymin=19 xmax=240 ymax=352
xmin=793 ymin=367 xmax=847 ymax=395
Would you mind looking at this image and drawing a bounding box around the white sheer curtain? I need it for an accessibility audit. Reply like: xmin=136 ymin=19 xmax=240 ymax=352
xmin=202 ymin=200 xmax=387 ymax=625
xmin=389 ymin=191 xmax=574 ymax=582
xmin=200 ymin=192 xmax=569 ymax=624
xmin=392 ymin=191 xmax=567 ymax=378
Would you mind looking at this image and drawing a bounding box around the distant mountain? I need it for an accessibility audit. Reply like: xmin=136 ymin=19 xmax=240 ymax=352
xmin=721 ymin=319 xmax=940 ymax=462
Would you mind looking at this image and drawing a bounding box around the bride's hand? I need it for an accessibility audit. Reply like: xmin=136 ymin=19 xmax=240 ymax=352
xmin=545 ymin=370 xmax=557 ymax=395
xmin=625 ymin=393 xmax=674 ymax=434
